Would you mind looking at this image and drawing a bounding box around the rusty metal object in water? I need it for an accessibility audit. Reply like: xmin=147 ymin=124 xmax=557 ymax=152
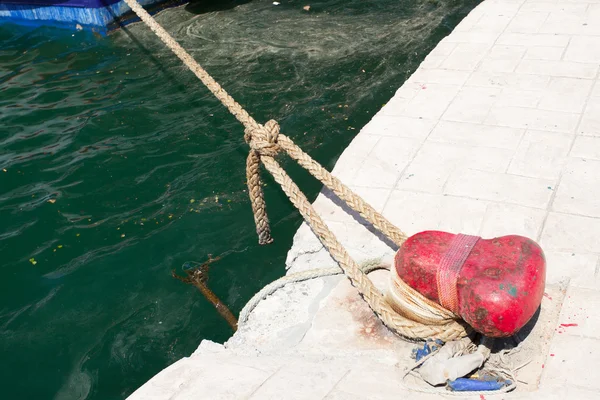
xmin=172 ymin=255 xmax=238 ymax=331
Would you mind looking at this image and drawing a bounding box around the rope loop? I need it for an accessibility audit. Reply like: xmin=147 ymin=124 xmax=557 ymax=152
xmin=244 ymin=119 xmax=281 ymax=157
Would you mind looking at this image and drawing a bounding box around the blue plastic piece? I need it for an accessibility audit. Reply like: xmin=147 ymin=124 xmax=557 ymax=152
xmin=415 ymin=344 xmax=430 ymax=361
xmin=447 ymin=378 xmax=512 ymax=392
xmin=413 ymin=339 xmax=445 ymax=361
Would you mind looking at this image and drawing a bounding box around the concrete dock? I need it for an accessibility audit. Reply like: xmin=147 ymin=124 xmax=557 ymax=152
xmin=129 ymin=0 xmax=600 ymax=398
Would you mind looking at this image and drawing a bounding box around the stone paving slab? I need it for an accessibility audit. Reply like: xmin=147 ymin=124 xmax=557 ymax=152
xmin=129 ymin=0 xmax=600 ymax=398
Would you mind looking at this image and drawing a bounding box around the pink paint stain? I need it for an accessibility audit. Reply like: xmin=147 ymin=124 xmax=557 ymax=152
xmin=543 ymin=292 xmax=552 ymax=300
xmin=480 ymin=395 xmax=486 ymax=400
xmin=560 ymin=323 xmax=578 ymax=328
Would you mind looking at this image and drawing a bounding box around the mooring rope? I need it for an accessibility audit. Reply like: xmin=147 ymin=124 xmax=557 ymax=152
xmin=238 ymin=259 xmax=388 ymax=326
xmin=121 ymin=0 xmax=469 ymax=341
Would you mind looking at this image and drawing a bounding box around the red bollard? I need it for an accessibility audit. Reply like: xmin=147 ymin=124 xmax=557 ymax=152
xmin=394 ymin=231 xmax=546 ymax=337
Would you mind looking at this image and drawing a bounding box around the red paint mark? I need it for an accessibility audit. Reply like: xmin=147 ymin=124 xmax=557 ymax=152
xmin=543 ymin=292 xmax=552 ymax=300
xmin=542 ymin=363 xmax=545 ymax=369
xmin=480 ymin=395 xmax=486 ymax=400
xmin=560 ymin=323 xmax=578 ymax=327
xmin=550 ymin=353 xmax=555 ymax=356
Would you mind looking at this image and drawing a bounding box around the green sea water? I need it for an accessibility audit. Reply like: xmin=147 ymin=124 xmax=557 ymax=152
xmin=0 ymin=1 xmax=479 ymax=398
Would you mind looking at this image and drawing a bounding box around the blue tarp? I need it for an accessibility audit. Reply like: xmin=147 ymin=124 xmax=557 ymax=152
xmin=0 ymin=0 xmax=182 ymax=32
xmin=0 ymin=0 xmax=121 ymax=8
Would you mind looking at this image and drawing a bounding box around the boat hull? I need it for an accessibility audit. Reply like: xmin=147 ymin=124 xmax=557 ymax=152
xmin=0 ymin=0 xmax=187 ymax=33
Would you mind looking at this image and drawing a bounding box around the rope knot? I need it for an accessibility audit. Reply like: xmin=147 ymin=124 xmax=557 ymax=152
xmin=244 ymin=119 xmax=280 ymax=157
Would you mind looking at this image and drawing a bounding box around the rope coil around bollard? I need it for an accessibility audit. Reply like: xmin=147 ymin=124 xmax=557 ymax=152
xmin=122 ymin=0 xmax=470 ymax=342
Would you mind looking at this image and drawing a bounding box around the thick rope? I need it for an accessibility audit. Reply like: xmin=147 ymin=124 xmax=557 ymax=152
xmin=277 ymin=135 xmax=407 ymax=247
xmin=122 ymin=1 xmax=468 ymax=341
xmin=246 ymin=150 xmax=273 ymax=244
xmin=386 ymin=264 xmax=459 ymax=326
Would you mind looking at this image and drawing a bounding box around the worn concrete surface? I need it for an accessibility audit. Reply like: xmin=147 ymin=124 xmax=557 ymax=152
xmin=129 ymin=0 xmax=600 ymax=398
